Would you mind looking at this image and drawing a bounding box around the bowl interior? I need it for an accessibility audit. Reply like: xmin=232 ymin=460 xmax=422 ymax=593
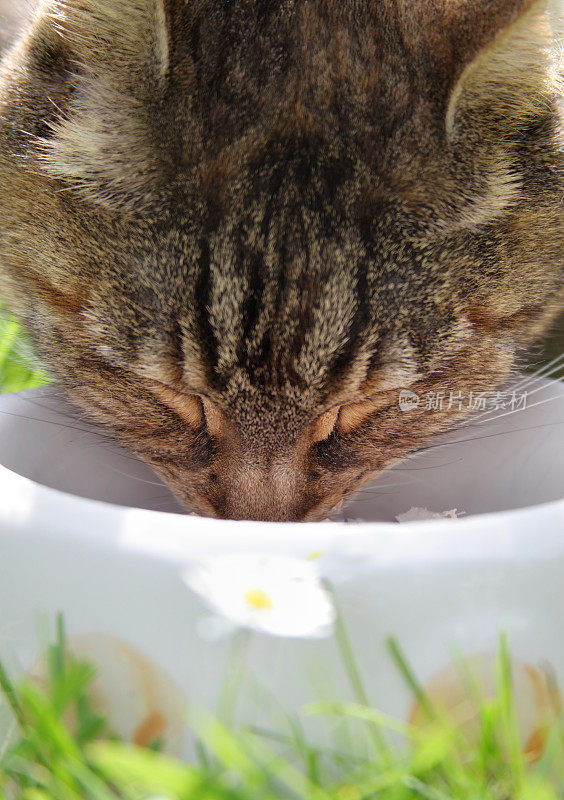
xmin=0 ymin=377 xmax=563 ymax=521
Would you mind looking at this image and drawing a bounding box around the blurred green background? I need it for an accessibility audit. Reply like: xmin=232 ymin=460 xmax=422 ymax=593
xmin=0 ymin=307 xmax=50 ymax=394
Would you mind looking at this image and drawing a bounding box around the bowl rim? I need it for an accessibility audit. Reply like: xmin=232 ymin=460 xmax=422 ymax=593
xmin=1 ymin=460 xmax=563 ymax=569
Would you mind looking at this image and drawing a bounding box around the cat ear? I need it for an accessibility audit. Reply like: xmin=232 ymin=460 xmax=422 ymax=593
xmin=8 ymin=0 xmax=176 ymax=211
xmin=39 ymin=0 xmax=170 ymax=91
xmin=431 ymin=0 xmax=562 ymax=139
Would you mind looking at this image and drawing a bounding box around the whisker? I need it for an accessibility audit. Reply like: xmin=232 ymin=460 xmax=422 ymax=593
xmin=521 ymin=350 xmax=564 ymax=377
xmin=0 ymin=399 xmax=169 ymax=465
xmin=514 ymin=372 xmax=564 ymax=397
xmin=356 ymin=482 xmax=403 ymax=494
xmin=419 ymin=418 xmax=564 ymax=455
xmin=102 ymin=464 xmax=168 ymax=489
xmin=510 ymin=361 xmax=564 ymax=394
xmin=0 ymin=314 xmax=46 ymax=364
xmin=21 ymin=396 xmax=107 ymax=425
xmin=509 ymin=353 xmax=564 ymax=392
xmin=352 ymin=489 xmax=402 ymax=498
xmin=454 ymin=375 xmax=563 ymax=428
xmin=80 ymin=440 xmax=145 ymax=462
xmin=387 ymin=456 xmax=464 ymax=472
xmin=462 ymin=387 xmax=564 ymax=428
xmin=0 ymin=332 xmax=46 ymax=370
xmin=343 ymin=489 xmax=398 ymax=506
xmin=140 ymin=494 xmax=182 ymax=507
xmin=0 ymin=354 xmax=48 ymax=375
xmin=0 ymin=408 xmax=116 ymax=440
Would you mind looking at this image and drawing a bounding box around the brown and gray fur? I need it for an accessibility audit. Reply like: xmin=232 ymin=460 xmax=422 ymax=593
xmin=0 ymin=0 xmax=562 ymax=520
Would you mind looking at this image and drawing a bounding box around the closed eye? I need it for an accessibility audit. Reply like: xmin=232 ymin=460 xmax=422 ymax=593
xmin=312 ymin=406 xmax=340 ymax=442
xmin=336 ymin=395 xmax=392 ymax=433
xmin=147 ymin=380 xmax=227 ymax=437
xmin=146 ymin=380 xmax=207 ymax=428
xmin=312 ymin=393 xmax=395 ymax=441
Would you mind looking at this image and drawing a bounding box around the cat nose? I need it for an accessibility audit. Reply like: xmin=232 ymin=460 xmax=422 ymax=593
xmin=218 ymin=499 xmax=302 ymax=522
xmin=218 ymin=485 xmax=306 ymax=522
xmin=201 ymin=449 xmax=335 ymax=521
xmin=212 ymin=460 xmax=306 ymax=521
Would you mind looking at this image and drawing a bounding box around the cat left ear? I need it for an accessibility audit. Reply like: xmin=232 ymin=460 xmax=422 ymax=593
xmin=42 ymin=0 xmax=170 ymax=92
xmin=433 ymin=0 xmax=562 ymax=139
xmin=5 ymin=0 xmax=174 ymax=211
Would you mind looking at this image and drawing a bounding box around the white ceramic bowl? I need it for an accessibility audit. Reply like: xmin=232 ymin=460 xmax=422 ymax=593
xmin=0 ymin=379 xmax=563 ymax=755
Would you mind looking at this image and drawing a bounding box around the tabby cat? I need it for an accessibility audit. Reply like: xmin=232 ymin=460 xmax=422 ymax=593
xmin=0 ymin=0 xmax=562 ymax=520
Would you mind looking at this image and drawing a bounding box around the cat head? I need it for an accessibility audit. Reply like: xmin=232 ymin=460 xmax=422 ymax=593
xmin=0 ymin=0 xmax=562 ymax=520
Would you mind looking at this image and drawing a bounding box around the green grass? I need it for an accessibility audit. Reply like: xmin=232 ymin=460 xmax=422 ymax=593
xmin=0 ymin=310 xmax=50 ymax=394
xmin=0 ymin=616 xmax=563 ymax=800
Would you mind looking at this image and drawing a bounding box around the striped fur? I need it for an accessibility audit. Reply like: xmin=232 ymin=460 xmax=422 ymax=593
xmin=0 ymin=0 xmax=562 ymax=519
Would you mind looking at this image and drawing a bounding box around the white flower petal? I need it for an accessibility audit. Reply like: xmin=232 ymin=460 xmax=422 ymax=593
xmin=183 ymin=554 xmax=335 ymax=639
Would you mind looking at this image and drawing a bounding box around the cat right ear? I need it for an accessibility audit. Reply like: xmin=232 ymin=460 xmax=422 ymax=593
xmin=401 ymin=0 xmax=562 ymax=139
xmin=448 ymin=0 xmax=561 ymax=139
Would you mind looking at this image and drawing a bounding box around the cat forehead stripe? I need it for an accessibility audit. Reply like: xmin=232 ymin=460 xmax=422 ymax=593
xmin=188 ymin=167 xmax=385 ymax=397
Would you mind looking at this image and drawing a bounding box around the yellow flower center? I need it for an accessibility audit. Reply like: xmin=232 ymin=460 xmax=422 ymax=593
xmin=244 ymin=588 xmax=274 ymax=611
